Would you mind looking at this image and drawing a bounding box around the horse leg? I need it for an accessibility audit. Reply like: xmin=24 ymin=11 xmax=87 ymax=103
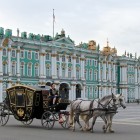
xmin=69 ymin=108 xmax=75 ymax=130
xmin=100 ymin=115 xmax=107 ymax=133
xmin=90 ymin=116 xmax=97 ymax=133
xmin=108 ymin=114 xmax=115 ymax=133
xmin=105 ymin=115 xmax=111 ymax=133
xmin=75 ymin=113 xmax=83 ymax=130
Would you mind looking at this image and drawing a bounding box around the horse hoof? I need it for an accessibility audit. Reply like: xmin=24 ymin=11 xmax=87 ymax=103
xmin=90 ymin=130 xmax=94 ymax=133
xmin=102 ymin=125 xmax=105 ymax=130
xmin=109 ymin=130 xmax=115 ymax=133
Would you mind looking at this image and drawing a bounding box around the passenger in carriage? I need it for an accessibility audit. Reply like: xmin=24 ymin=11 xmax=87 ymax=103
xmin=49 ymin=83 xmax=60 ymax=105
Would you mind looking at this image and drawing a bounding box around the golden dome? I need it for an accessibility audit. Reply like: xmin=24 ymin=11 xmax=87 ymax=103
xmin=111 ymin=47 xmax=117 ymax=54
xmin=88 ymin=40 xmax=96 ymax=50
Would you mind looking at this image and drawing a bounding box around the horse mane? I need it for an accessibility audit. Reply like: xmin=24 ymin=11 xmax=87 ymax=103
xmin=100 ymin=95 xmax=113 ymax=102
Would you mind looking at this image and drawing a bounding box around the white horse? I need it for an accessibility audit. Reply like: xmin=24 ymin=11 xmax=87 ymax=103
xmin=69 ymin=93 xmax=126 ymax=132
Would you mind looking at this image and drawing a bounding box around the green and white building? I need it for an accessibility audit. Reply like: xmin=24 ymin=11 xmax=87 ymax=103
xmin=0 ymin=27 xmax=140 ymax=102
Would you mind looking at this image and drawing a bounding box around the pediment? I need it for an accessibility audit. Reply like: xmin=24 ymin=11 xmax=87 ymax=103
xmin=55 ymin=37 xmax=74 ymax=45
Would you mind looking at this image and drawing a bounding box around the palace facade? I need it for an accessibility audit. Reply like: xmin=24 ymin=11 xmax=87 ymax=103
xmin=0 ymin=27 xmax=140 ymax=102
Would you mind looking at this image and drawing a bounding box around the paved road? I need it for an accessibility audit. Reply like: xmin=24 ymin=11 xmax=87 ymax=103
xmin=0 ymin=103 xmax=140 ymax=140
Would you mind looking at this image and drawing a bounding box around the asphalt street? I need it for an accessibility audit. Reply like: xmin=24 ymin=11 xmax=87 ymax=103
xmin=0 ymin=103 xmax=140 ymax=140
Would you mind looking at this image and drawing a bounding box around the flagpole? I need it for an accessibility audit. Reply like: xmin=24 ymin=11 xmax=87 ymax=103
xmin=53 ymin=9 xmax=55 ymax=40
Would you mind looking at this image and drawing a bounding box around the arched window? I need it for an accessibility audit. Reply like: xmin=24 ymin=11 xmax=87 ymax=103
xmin=28 ymin=51 xmax=32 ymax=59
xmin=68 ymin=56 xmax=71 ymax=62
xmin=62 ymin=55 xmax=65 ymax=62
xmin=3 ymin=62 xmax=7 ymax=75
xmin=3 ymin=48 xmax=6 ymax=56
xmin=76 ymin=68 xmax=80 ymax=79
xmin=46 ymin=65 xmax=51 ymax=77
xmin=12 ymin=62 xmax=16 ymax=75
xmin=68 ymin=67 xmax=71 ymax=78
xmin=34 ymin=63 xmax=39 ymax=76
xmin=35 ymin=52 xmax=39 ymax=60
xmin=89 ymin=69 xmax=93 ymax=80
xmin=57 ymin=65 xmax=60 ymax=77
xmin=46 ymin=53 xmax=50 ymax=60
xmin=94 ymin=71 xmax=97 ymax=81
xmin=20 ymin=51 xmax=24 ymax=58
xmin=27 ymin=63 xmax=32 ymax=76
xmin=20 ymin=62 xmax=24 ymax=76
xmin=12 ymin=50 xmax=16 ymax=57
xmin=62 ymin=67 xmax=65 ymax=78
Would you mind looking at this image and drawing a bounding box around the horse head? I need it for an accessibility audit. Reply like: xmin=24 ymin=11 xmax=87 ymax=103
xmin=115 ymin=93 xmax=126 ymax=109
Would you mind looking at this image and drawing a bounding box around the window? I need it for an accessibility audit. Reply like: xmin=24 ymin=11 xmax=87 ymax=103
xmin=62 ymin=67 xmax=65 ymax=77
xmin=12 ymin=63 xmax=16 ymax=75
xmin=46 ymin=53 xmax=50 ymax=60
xmin=28 ymin=52 xmax=32 ymax=59
xmin=12 ymin=50 xmax=16 ymax=57
xmin=89 ymin=59 xmax=92 ymax=66
xmin=57 ymin=66 xmax=59 ymax=77
xmin=68 ymin=56 xmax=71 ymax=62
xmin=76 ymin=57 xmax=79 ymax=63
xmin=27 ymin=64 xmax=32 ymax=76
xmin=35 ymin=64 xmax=39 ymax=76
xmin=35 ymin=52 xmax=39 ymax=60
xmin=20 ymin=51 xmax=24 ymax=58
xmin=57 ymin=55 xmax=59 ymax=61
xmin=20 ymin=62 xmax=24 ymax=76
xmin=46 ymin=67 xmax=51 ymax=77
xmin=76 ymin=69 xmax=80 ymax=79
xmin=94 ymin=60 xmax=97 ymax=67
xmin=20 ymin=65 xmax=24 ymax=76
xmin=84 ymin=70 xmax=86 ymax=79
xmin=89 ymin=86 xmax=93 ymax=98
xmin=68 ymin=68 xmax=71 ymax=78
xmin=3 ymin=64 xmax=7 ymax=75
xmin=3 ymin=48 xmax=6 ymax=56
xmin=94 ymin=72 xmax=97 ymax=81
xmin=89 ymin=69 xmax=93 ymax=80
xmin=62 ymin=55 xmax=65 ymax=62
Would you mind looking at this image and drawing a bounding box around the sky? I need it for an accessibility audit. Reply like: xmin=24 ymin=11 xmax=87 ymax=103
xmin=0 ymin=0 xmax=140 ymax=56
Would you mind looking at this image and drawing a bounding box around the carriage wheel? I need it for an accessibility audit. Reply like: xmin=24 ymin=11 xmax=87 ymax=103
xmin=41 ymin=111 xmax=55 ymax=129
xmin=0 ymin=103 xmax=10 ymax=126
xmin=22 ymin=119 xmax=33 ymax=125
xmin=60 ymin=113 xmax=69 ymax=129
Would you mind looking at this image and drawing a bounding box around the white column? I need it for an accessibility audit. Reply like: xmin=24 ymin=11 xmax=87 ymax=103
xmin=120 ymin=66 xmax=122 ymax=83
xmin=51 ymin=52 xmax=57 ymax=79
xmin=135 ymin=66 xmax=138 ymax=83
xmin=42 ymin=53 xmax=46 ymax=77
xmin=113 ymin=63 xmax=116 ymax=82
xmin=7 ymin=48 xmax=11 ymax=76
xmin=98 ymin=61 xmax=101 ymax=81
xmin=135 ymin=66 xmax=138 ymax=99
xmin=0 ymin=47 xmax=3 ymax=75
xmin=17 ymin=46 xmax=20 ymax=77
xmin=65 ymin=55 xmax=68 ymax=78
xmin=39 ymin=52 xmax=43 ymax=78
xmin=103 ymin=61 xmax=106 ymax=82
xmin=72 ymin=54 xmax=76 ymax=80
xmin=108 ymin=62 xmax=111 ymax=82
xmin=80 ymin=55 xmax=85 ymax=80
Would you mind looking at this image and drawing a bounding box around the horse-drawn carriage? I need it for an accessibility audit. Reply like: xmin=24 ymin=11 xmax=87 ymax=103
xmin=0 ymin=85 xmax=70 ymax=129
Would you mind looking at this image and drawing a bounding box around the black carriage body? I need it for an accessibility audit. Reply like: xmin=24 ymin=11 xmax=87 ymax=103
xmin=6 ymin=85 xmax=69 ymax=121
